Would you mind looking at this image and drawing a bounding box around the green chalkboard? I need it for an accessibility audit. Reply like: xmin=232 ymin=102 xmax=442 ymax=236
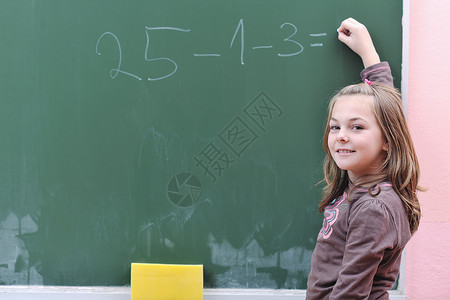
xmin=0 ymin=0 xmax=402 ymax=288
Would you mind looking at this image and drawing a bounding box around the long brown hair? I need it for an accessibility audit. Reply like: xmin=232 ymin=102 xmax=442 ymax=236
xmin=319 ymin=82 xmax=422 ymax=234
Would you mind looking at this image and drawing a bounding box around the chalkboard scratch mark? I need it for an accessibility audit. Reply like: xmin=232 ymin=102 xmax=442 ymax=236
xmin=207 ymin=233 xmax=313 ymax=288
xmin=0 ymin=213 xmax=43 ymax=284
xmin=310 ymin=43 xmax=324 ymax=47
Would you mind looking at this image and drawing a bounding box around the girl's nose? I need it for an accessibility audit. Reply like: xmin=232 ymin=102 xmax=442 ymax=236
xmin=337 ymin=131 xmax=349 ymax=142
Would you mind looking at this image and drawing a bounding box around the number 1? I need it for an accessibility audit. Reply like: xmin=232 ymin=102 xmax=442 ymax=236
xmin=230 ymin=19 xmax=245 ymax=65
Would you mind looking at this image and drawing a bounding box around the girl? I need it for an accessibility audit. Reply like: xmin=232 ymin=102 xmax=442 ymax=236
xmin=306 ymin=18 xmax=422 ymax=299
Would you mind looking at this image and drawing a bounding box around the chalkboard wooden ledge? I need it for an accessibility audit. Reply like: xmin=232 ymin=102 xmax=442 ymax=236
xmin=0 ymin=287 xmax=406 ymax=300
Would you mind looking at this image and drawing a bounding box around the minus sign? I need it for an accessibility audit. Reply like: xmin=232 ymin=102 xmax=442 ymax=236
xmin=310 ymin=43 xmax=324 ymax=47
xmin=193 ymin=54 xmax=221 ymax=57
xmin=252 ymin=46 xmax=273 ymax=49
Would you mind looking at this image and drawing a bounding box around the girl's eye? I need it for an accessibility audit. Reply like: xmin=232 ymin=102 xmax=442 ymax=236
xmin=330 ymin=125 xmax=340 ymax=130
xmin=352 ymin=125 xmax=363 ymax=130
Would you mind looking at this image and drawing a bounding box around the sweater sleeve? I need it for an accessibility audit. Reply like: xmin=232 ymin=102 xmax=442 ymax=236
xmin=329 ymin=199 xmax=397 ymax=300
xmin=360 ymin=61 xmax=394 ymax=87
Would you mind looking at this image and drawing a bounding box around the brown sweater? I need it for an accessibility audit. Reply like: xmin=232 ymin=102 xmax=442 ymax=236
xmin=360 ymin=61 xmax=394 ymax=87
xmin=306 ymin=183 xmax=411 ymax=299
xmin=306 ymin=63 xmax=409 ymax=299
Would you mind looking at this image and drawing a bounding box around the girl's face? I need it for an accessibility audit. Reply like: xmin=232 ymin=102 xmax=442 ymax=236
xmin=328 ymin=94 xmax=388 ymax=183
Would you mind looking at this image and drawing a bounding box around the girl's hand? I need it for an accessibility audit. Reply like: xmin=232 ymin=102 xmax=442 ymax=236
xmin=337 ymin=18 xmax=380 ymax=68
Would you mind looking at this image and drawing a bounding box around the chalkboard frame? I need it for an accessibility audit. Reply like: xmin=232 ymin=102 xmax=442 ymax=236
xmin=0 ymin=0 xmax=407 ymax=296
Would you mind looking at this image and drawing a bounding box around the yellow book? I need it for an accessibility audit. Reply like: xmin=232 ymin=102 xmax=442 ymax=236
xmin=131 ymin=263 xmax=203 ymax=300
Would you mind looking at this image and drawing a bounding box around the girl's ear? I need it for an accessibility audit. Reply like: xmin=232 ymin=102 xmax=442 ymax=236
xmin=382 ymin=141 xmax=389 ymax=152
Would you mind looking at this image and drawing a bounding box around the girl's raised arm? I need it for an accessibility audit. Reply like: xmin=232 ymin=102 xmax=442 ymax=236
xmin=338 ymin=18 xmax=394 ymax=87
xmin=338 ymin=18 xmax=380 ymax=68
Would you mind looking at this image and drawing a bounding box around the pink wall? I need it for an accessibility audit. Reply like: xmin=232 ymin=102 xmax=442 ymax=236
xmin=406 ymin=1 xmax=450 ymax=299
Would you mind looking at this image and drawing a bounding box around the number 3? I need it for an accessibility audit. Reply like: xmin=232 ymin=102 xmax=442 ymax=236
xmin=278 ymin=23 xmax=304 ymax=57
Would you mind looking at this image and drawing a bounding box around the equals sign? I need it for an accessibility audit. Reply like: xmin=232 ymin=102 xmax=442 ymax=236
xmin=309 ymin=33 xmax=327 ymax=47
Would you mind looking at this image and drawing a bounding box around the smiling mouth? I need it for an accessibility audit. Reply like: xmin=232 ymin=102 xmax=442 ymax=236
xmin=337 ymin=150 xmax=355 ymax=153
